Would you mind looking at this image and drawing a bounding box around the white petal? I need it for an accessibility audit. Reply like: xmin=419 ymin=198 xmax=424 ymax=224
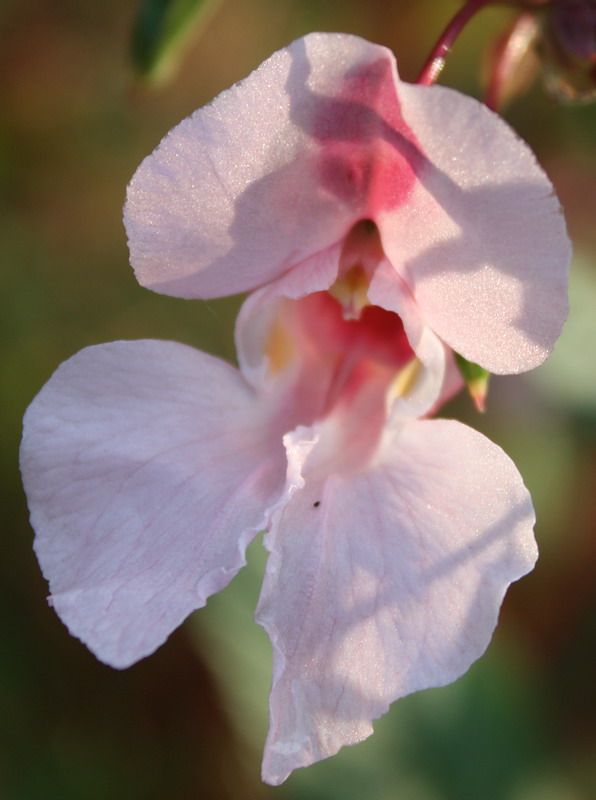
xmin=256 ymin=419 xmax=536 ymax=784
xmin=21 ymin=340 xmax=286 ymax=668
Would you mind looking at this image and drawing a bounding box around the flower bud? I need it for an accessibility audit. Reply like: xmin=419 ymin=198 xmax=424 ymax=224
xmin=542 ymin=0 xmax=596 ymax=101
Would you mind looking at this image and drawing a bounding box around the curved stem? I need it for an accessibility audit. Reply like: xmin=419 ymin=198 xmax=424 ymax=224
xmin=417 ymin=0 xmax=497 ymax=86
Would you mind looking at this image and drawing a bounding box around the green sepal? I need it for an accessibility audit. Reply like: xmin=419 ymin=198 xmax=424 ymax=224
xmin=454 ymin=352 xmax=491 ymax=412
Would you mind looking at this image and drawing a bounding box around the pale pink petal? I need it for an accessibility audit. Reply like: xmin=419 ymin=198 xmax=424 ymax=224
xmin=256 ymin=419 xmax=536 ymax=785
xmin=21 ymin=341 xmax=286 ymax=668
xmin=124 ymin=33 xmax=421 ymax=299
xmin=379 ymin=82 xmax=570 ymax=373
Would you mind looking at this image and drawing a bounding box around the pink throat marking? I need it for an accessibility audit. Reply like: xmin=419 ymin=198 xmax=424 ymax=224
xmin=312 ymin=58 xmax=424 ymax=215
xmin=273 ymin=288 xmax=415 ymax=429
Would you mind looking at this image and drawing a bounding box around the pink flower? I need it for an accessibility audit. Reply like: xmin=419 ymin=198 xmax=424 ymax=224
xmin=21 ymin=33 xmax=569 ymax=785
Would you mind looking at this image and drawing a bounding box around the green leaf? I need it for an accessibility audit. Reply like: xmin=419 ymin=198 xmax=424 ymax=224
xmin=131 ymin=0 xmax=222 ymax=85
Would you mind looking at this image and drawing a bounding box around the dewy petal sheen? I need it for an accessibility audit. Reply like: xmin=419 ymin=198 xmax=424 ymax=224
xmin=22 ymin=32 xmax=569 ymax=786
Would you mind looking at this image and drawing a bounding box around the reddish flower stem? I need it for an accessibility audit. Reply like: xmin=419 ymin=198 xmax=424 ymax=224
xmin=417 ymin=0 xmax=497 ymax=86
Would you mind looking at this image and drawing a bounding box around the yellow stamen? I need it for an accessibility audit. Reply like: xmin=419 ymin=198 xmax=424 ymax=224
xmin=389 ymin=358 xmax=423 ymax=401
xmin=328 ymin=265 xmax=370 ymax=320
xmin=265 ymin=317 xmax=295 ymax=375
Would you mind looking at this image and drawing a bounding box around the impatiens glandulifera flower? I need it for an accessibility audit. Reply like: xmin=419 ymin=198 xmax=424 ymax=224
xmin=21 ymin=33 xmax=570 ymax=785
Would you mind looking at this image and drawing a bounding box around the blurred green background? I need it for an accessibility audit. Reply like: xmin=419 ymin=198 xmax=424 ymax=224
xmin=2 ymin=0 xmax=596 ymax=797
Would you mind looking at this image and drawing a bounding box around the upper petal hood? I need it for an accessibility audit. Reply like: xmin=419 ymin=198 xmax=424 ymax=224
xmin=124 ymin=33 xmax=423 ymax=299
xmin=125 ymin=31 xmax=569 ymax=376
xmin=21 ymin=340 xmax=286 ymax=668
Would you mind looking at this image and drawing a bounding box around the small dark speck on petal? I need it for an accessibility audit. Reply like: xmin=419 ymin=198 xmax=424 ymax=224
xmin=313 ymin=501 xmax=321 ymax=508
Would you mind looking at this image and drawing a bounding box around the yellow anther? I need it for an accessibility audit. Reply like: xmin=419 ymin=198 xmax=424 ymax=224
xmin=265 ymin=317 xmax=295 ymax=375
xmin=328 ymin=265 xmax=370 ymax=320
xmin=390 ymin=358 xmax=422 ymax=401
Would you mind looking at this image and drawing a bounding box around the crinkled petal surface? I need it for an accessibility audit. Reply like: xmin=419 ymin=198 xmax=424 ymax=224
xmin=256 ymin=419 xmax=536 ymax=785
xmin=21 ymin=341 xmax=286 ymax=668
